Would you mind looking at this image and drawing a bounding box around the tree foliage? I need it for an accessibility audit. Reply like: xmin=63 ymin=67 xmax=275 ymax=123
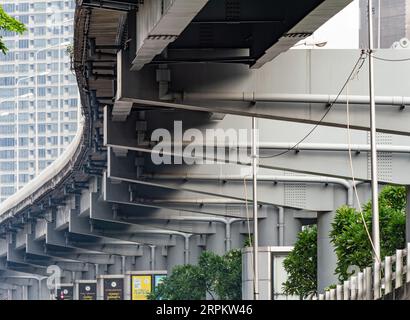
xmin=0 ymin=6 xmax=26 ymax=54
xmin=330 ymin=185 xmax=406 ymax=282
xmin=283 ymin=186 xmax=406 ymax=297
xmin=282 ymin=225 xmax=317 ymax=298
xmin=148 ymin=249 xmax=242 ymax=300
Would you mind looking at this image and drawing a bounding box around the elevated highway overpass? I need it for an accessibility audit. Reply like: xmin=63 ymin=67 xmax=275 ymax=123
xmin=2 ymin=0 xmax=410 ymax=299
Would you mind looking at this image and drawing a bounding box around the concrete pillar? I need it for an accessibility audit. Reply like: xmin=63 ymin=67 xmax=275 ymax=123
xmin=27 ymin=281 xmax=39 ymax=300
xmin=283 ymin=209 xmax=303 ymax=246
xmin=107 ymin=256 xmax=122 ymax=274
xmin=229 ymin=222 xmax=245 ymax=250
xmin=317 ymin=186 xmax=349 ymax=292
xmin=22 ymin=285 xmax=29 ymax=300
xmin=39 ymin=279 xmax=50 ymax=300
xmin=258 ymin=206 xmax=302 ymax=247
xmin=61 ymin=270 xmax=73 ymax=284
xmin=317 ymin=210 xmax=338 ymax=292
xmin=134 ymin=246 xmax=151 ymax=271
xmin=12 ymin=286 xmax=22 ymax=300
xmin=82 ymin=263 xmax=96 ymax=280
xmin=205 ymin=223 xmax=226 ymax=255
xmin=167 ymin=236 xmax=185 ymax=273
xmin=188 ymin=236 xmax=202 ymax=264
xmin=258 ymin=206 xmax=279 ymax=247
xmin=155 ymin=246 xmax=167 ymax=270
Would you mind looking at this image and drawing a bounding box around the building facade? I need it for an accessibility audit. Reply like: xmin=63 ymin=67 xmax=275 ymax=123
xmin=359 ymin=0 xmax=410 ymax=48
xmin=0 ymin=0 xmax=79 ymax=202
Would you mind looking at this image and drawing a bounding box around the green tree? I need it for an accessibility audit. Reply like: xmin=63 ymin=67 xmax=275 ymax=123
xmin=330 ymin=185 xmax=406 ymax=282
xmin=282 ymin=225 xmax=317 ymax=298
xmin=282 ymin=186 xmax=406 ymax=298
xmin=149 ymin=249 xmax=242 ymax=300
xmin=0 ymin=6 xmax=26 ymax=54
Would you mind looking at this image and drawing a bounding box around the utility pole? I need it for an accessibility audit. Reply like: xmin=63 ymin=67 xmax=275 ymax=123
xmin=252 ymin=117 xmax=259 ymax=300
xmin=368 ymin=0 xmax=380 ymax=262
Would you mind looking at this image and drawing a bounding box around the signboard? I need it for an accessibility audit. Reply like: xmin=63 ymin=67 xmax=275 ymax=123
xmin=103 ymin=278 xmax=124 ymax=300
xmin=154 ymin=275 xmax=167 ymax=300
xmin=78 ymin=282 xmax=97 ymax=301
xmin=154 ymin=275 xmax=166 ymax=288
xmin=131 ymin=275 xmax=152 ymax=300
xmin=56 ymin=286 xmax=74 ymax=300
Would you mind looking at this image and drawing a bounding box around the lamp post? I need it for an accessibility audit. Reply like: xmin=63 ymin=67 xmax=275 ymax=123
xmin=367 ymin=0 xmax=381 ymax=263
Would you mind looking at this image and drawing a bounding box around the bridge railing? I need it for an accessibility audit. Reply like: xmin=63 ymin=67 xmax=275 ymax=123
xmin=314 ymin=243 xmax=410 ymax=300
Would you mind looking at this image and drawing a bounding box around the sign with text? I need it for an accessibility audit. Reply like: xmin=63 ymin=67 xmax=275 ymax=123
xmin=56 ymin=286 xmax=74 ymax=300
xmin=103 ymin=278 xmax=124 ymax=300
xmin=78 ymin=282 xmax=97 ymax=301
xmin=131 ymin=275 xmax=152 ymax=300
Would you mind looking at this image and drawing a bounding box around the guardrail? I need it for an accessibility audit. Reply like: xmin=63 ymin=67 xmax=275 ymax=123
xmin=315 ymin=243 xmax=410 ymax=300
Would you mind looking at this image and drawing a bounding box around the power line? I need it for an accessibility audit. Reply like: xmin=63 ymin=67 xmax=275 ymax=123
xmin=259 ymin=53 xmax=367 ymax=159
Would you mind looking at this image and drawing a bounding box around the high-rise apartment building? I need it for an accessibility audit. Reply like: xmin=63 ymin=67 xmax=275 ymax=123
xmin=0 ymin=0 xmax=79 ymax=202
xmin=359 ymin=0 xmax=410 ymax=48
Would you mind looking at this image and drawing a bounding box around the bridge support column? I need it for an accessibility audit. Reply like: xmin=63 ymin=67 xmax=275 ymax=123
xmin=205 ymin=223 xmax=225 ymax=256
xmin=167 ymin=237 xmax=185 ymax=273
xmin=317 ymin=210 xmax=338 ymax=292
xmin=12 ymin=286 xmax=22 ymax=300
xmin=259 ymin=206 xmax=279 ymax=247
xmin=107 ymin=256 xmax=122 ymax=275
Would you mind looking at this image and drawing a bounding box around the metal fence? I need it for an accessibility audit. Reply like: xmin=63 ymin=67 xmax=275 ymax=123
xmin=315 ymin=243 xmax=410 ymax=300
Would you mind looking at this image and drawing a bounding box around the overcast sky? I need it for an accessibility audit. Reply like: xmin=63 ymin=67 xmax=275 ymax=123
xmin=293 ymin=0 xmax=360 ymax=49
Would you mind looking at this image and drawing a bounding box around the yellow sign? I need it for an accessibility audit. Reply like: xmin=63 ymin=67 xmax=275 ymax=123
xmin=131 ymin=275 xmax=152 ymax=300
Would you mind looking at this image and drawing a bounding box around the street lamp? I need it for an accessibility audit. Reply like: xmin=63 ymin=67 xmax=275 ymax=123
xmin=292 ymin=40 xmax=328 ymax=48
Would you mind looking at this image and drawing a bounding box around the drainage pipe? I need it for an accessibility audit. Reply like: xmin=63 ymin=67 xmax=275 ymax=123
xmin=174 ymin=92 xmax=410 ymax=106
xmin=143 ymin=173 xmax=360 ymax=207
xmin=154 ymin=142 xmax=410 ymax=154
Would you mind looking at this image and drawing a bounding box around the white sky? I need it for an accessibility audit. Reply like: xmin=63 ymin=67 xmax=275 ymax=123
xmin=293 ymin=0 xmax=360 ymax=49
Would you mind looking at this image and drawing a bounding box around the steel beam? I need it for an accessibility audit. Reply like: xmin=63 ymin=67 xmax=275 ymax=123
xmin=116 ymin=50 xmax=410 ymax=136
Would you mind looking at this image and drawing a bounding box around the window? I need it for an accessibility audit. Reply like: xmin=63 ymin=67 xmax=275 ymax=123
xmin=0 ymin=175 xmax=15 ymax=183
xmin=39 ymin=160 xmax=47 ymax=170
xmin=0 ymin=52 xmax=15 ymax=61
xmin=0 ymin=125 xmax=14 ymax=134
xmin=18 ymin=39 xmax=29 ymax=49
xmin=18 ymin=3 xmax=30 ymax=12
xmin=0 ymin=65 xmax=14 ymax=73
xmin=34 ymin=2 xmax=47 ymax=11
xmin=0 ymin=162 xmax=14 ymax=171
xmin=19 ymin=161 xmax=30 ymax=170
xmin=18 ymin=113 xmax=31 ymax=122
xmin=1 ymin=187 xmax=15 ymax=196
xmin=18 ymin=124 xmax=31 ymax=134
xmin=34 ymin=14 xmax=47 ymax=24
xmin=2 ymin=4 xmax=15 ymax=13
xmin=37 ymin=124 xmax=46 ymax=133
xmin=34 ymin=39 xmax=47 ymax=48
xmin=19 ymin=150 xmax=29 ymax=159
xmin=0 ymin=138 xmax=15 ymax=147
xmin=19 ymin=174 xmax=30 ymax=183
xmin=0 ymin=77 xmax=15 ymax=86
xmin=18 ymin=15 xmax=29 ymax=24
xmin=19 ymin=137 xmax=29 ymax=147
xmin=0 ymin=150 xmax=14 ymax=159
xmin=48 ymin=136 xmax=58 ymax=145
xmin=38 ymin=137 xmax=46 ymax=146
